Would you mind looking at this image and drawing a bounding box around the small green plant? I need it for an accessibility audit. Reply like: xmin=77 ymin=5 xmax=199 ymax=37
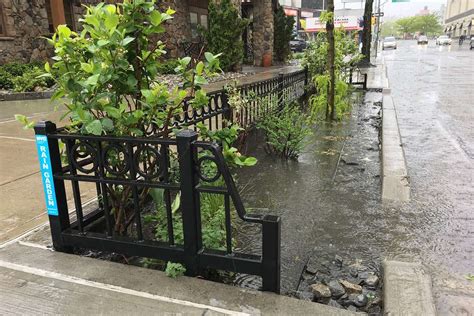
xmin=205 ymin=0 xmax=248 ymax=71
xmin=0 ymin=70 xmax=14 ymax=90
xmin=11 ymin=67 xmax=55 ymax=92
xmin=156 ymin=59 xmax=180 ymax=75
xmin=274 ymin=5 xmax=295 ymax=62
xmin=165 ymin=262 xmax=186 ymax=278
xmin=257 ymin=103 xmax=312 ymax=160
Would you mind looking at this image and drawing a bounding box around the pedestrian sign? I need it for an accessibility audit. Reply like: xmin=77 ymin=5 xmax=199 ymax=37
xmin=35 ymin=135 xmax=59 ymax=216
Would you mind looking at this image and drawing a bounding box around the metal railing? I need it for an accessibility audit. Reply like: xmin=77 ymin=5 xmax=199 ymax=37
xmin=34 ymin=120 xmax=281 ymax=293
xmin=33 ymin=70 xmax=308 ymax=294
xmin=344 ymin=66 xmax=368 ymax=90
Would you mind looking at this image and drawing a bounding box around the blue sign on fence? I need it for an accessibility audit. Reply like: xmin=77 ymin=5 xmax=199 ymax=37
xmin=35 ymin=135 xmax=59 ymax=216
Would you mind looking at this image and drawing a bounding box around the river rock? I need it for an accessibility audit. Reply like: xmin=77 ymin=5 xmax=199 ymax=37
xmin=334 ymin=255 xmax=343 ymax=267
xmin=328 ymin=280 xmax=345 ymax=298
xmin=365 ymin=274 xmax=379 ymax=287
xmin=347 ymin=305 xmax=358 ymax=312
xmin=310 ymin=283 xmax=331 ymax=299
xmin=340 ymin=279 xmax=362 ymax=294
xmin=354 ymin=294 xmax=368 ymax=307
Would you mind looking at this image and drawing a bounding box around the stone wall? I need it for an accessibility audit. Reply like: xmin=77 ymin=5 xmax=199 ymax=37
xmin=0 ymin=0 xmax=51 ymax=64
xmin=252 ymin=0 xmax=274 ymax=66
xmin=158 ymin=0 xmax=193 ymax=58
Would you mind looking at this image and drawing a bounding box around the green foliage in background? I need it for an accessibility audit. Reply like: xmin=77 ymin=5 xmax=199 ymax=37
xmin=303 ymin=25 xmax=361 ymax=120
xmin=206 ymin=0 xmax=248 ymax=71
xmin=395 ymin=14 xmax=442 ymax=37
xmin=0 ymin=62 xmax=53 ymax=91
xmin=274 ymin=5 xmax=295 ymax=62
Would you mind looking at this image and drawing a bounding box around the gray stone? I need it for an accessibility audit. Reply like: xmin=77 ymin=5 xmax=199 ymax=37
xmin=334 ymin=255 xmax=344 ymax=267
xmin=347 ymin=305 xmax=358 ymax=312
xmin=340 ymin=279 xmax=363 ymax=294
xmin=328 ymin=280 xmax=346 ymax=298
xmin=365 ymin=274 xmax=379 ymax=287
xmin=354 ymin=294 xmax=368 ymax=307
xmin=310 ymin=283 xmax=331 ymax=299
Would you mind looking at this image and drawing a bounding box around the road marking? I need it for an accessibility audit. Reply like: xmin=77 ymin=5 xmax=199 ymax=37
xmin=0 ymin=135 xmax=35 ymax=142
xmin=17 ymin=241 xmax=52 ymax=251
xmin=0 ymin=260 xmax=250 ymax=316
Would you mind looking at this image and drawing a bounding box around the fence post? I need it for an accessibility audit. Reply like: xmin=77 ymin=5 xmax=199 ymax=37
xmin=277 ymin=72 xmax=284 ymax=112
xmin=222 ymin=92 xmax=232 ymax=127
xmin=177 ymin=129 xmax=201 ymax=276
xmin=363 ymin=73 xmax=368 ymax=90
xmin=34 ymin=121 xmax=71 ymax=252
xmin=261 ymin=215 xmax=281 ymax=293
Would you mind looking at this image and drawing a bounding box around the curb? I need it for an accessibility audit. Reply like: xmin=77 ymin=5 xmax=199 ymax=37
xmin=380 ymin=58 xmax=410 ymax=202
xmin=384 ymin=260 xmax=436 ymax=315
xmin=0 ymin=91 xmax=53 ymax=102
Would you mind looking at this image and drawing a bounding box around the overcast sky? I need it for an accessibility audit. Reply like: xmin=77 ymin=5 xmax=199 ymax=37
xmin=335 ymin=0 xmax=446 ymax=18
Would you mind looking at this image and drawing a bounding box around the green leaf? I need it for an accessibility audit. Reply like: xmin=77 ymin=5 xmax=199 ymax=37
xmin=44 ymin=62 xmax=50 ymax=73
xmin=101 ymin=117 xmax=114 ymax=132
xmin=171 ymin=192 xmax=181 ymax=214
xmin=84 ymin=74 xmax=100 ymax=86
xmin=81 ymin=63 xmax=94 ymax=73
xmin=104 ymin=14 xmax=119 ymax=30
xmin=121 ymin=37 xmax=135 ymax=46
xmin=149 ymin=10 xmax=162 ymax=26
xmin=196 ymin=61 xmax=204 ymax=76
xmin=97 ymin=39 xmax=110 ymax=47
xmin=104 ymin=106 xmax=121 ymax=119
xmin=85 ymin=120 xmax=103 ymax=135
xmin=243 ymin=157 xmax=257 ymax=166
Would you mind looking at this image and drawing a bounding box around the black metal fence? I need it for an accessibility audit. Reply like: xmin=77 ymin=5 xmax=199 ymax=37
xmin=344 ymin=66 xmax=368 ymax=90
xmin=33 ymin=69 xmax=309 ymax=294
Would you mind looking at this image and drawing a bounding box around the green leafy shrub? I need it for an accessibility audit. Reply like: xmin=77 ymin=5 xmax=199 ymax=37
xmin=156 ymin=59 xmax=180 ymax=75
xmin=11 ymin=67 xmax=55 ymax=92
xmin=206 ymin=0 xmax=248 ymax=71
xmin=0 ymin=70 xmax=14 ymax=90
xmin=303 ymin=24 xmax=362 ymax=120
xmin=165 ymin=262 xmax=186 ymax=278
xmin=1 ymin=61 xmax=42 ymax=77
xmin=274 ymin=6 xmax=295 ymax=62
xmin=257 ymin=103 xmax=312 ymax=159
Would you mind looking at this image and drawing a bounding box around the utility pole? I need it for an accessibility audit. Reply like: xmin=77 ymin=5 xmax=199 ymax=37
xmin=374 ymin=0 xmax=381 ymax=58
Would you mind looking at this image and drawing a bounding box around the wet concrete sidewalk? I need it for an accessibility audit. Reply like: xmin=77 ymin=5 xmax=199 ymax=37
xmin=0 ymin=225 xmax=355 ymax=316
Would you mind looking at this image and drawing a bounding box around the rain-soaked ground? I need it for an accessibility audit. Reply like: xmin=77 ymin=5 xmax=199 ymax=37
xmin=234 ymin=40 xmax=474 ymax=310
xmin=382 ymin=40 xmax=474 ymax=307
xmin=234 ymin=91 xmax=383 ymax=297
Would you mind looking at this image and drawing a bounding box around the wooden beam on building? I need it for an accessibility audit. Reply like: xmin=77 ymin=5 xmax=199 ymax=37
xmin=50 ymin=0 xmax=66 ymax=29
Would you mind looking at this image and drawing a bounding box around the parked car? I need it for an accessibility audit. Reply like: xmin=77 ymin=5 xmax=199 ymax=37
xmin=436 ymin=35 xmax=452 ymax=45
xmin=382 ymin=37 xmax=397 ymax=50
xmin=417 ymin=35 xmax=428 ymax=45
xmin=470 ymin=36 xmax=474 ymax=50
xmin=290 ymin=39 xmax=307 ymax=52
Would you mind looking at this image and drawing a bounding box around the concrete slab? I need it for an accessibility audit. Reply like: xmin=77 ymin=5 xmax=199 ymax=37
xmin=384 ymin=260 xmax=436 ymax=316
xmin=436 ymin=294 xmax=474 ymax=315
xmin=0 ymin=242 xmax=356 ymax=315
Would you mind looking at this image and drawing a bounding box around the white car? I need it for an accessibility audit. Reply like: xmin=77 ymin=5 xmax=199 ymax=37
xmin=436 ymin=35 xmax=452 ymax=45
xmin=382 ymin=37 xmax=397 ymax=50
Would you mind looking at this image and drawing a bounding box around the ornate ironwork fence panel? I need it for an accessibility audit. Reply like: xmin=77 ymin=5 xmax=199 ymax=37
xmin=344 ymin=66 xmax=368 ymax=90
xmin=150 ymin=68 xmax=309 ymax=135
xmin=34 ymin=121 xmax=281 ymax=293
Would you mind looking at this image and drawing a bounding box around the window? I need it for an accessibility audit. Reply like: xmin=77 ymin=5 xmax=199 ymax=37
xmin=0 ymin=5 xmax=7 ymax=36
xmin=189 ymin=6 xmax=208 ymax=39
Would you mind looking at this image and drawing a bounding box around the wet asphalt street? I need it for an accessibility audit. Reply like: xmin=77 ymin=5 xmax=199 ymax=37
xmin=383 ymin=40 xmax=474 ymax=303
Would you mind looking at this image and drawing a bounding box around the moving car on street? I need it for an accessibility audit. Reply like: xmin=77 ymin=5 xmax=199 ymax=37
xmin=290 ymin=39 xmax=306 ymax=52
xmin=436 ymin=35 xmax=452 ymax=45
xmin=417 ymin=35 xmax=428 ymax=45
xmin=382 ymin=36 xmax=397 ymax=50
